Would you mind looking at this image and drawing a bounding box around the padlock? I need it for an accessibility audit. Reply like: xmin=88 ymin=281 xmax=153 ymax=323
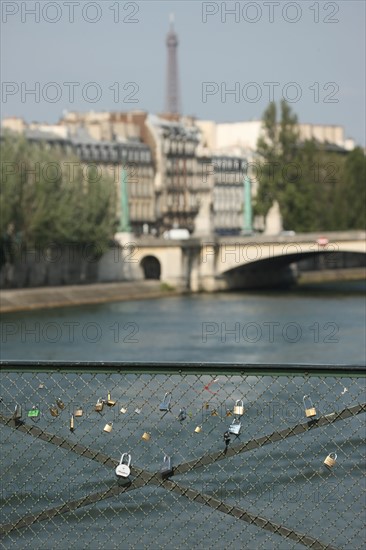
xmin=38 ymin=383 xmax=45 ymax=389
xmin=229 ymin=418 xmax=241 ymax=435
xmin=28 ymin=405 xmax=40 ymax=420
xmin=103 ymin=422 xmax=113 ymax=433
xmin=226 ymin=409 xmax=233 ymax=417
xmin=161 ymin=455 xmax=173 ymax=479
xmin=159 ymin=392 xmax=172 ymax=412
xmin=324 ymin=452 xmax=337 ymax=469
xmin=233 ymin=399 xmax=244 ymax=416
xmin=70 ymin=414 xmax=75 ymax=432
xmin=95 ymin=398 xmax=104 ymax=412
xmin=178 ymin=407 xmax=186 ymax=422
xmin=50 ymin=404 xmax=59 ymax=417
xmin=204 ymin=402 xmax=210 ymax=410
xmin=56 ymin=398 xmax=65 ymax=410
xmin=211 ymin=408 xmax=219 ymax=417
xmin=107 ymin=392 xmax=116 ymax=407
xmin=115 ymin=453 xmax=131 ymax=477
xmin=135 ymin=407 xmax=142 ymax=414
xmin=303 ymin=395 xmax=317 ymax=418
xmin=195 ymin=425 xmax=202 ymax=433
xmin=142 ymin=432 xmax=151 ymax=441
xmin=13 ymin=404 xmax=22 ymax=422
xmin=74 ymin=407 xmax=83 ymax=417
xmin=120 ymin=406 xmax=127 ymax=414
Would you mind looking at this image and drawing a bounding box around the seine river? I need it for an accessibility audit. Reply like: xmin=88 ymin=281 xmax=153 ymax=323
xmin=1 ymin=281 xmax=365 ymax=363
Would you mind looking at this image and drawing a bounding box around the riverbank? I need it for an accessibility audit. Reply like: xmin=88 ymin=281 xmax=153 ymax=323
xmin=1 ymin=268 xmax=364 ymax=313
xmin=0 ymin=281 xmax=183 ymax=313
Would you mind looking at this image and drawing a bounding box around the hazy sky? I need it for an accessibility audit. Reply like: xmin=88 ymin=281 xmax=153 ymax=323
xmin=1 ymin=0 xmax=365 ymax=145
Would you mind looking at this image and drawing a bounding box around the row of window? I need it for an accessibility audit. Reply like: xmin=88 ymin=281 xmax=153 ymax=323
xmin=165 ymin=158 xmax=198 ymax=171
xmin=129 ymin=201 xmax=154 ymax=221
xmin=74 ymin=145 xmax=151 ymax=164
xmin=128 ymin=180 xmax=154 ymax=198
xmin=166 ymin=193 xmax=197 ymax=209
xmin=214 ymin=188 xmax=243 ymax=208
xmin=214 ymin=213 xmax=242 ymax=228
xmin=163 ymin=139 xmax=197 ymax=156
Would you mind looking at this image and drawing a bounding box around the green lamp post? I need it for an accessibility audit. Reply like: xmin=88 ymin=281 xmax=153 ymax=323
xmin=119 ymin=166 xmax=131 ymax=233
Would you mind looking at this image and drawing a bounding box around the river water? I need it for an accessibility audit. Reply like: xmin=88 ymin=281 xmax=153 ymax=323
xmin=1 ymin=282 xmax=365 ymax=549
xmin=1 ymin=281 xmax=365 ymax=364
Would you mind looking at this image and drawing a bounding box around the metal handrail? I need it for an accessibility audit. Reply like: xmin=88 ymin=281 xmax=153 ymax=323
xmin=1 ymin=360 xmax=365 ymax=376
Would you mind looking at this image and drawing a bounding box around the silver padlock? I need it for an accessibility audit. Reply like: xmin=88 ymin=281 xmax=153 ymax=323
xmin=13 ymin=404 xmax=22 ymax=423
xmin=178 ymin=407 xmax=186 ymax=422
xmin=56 ymin=398 xmax=65 ymax=410
xmin=103 ymin=422 xmax=113 ymax=433
xmin=303 ymin=395 xmax=317 ymax=418
xmin=229 ymin=418 xmax=241 ymax=435
xmin=233 ymin=399 xmax=244 ymax=416
xmin=161 ymin=455 xmax=173 ymax=479
xmin=115 ymin=453 xmax=131 ymax=477
xmin=120 ymin=406 xmax=127 ymax=414
xmin=324 ymin=452 xmax=337 ymax=469
xmin=159 ymin=392 xmax=172 ymax=412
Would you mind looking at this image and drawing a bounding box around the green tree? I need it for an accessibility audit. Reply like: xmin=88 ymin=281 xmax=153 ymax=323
xmin=255 ymin=100 xmax=299 ymax=219
xmin=254 ymin=101 xmax=365 ymax=232
xmin=0 ymin=132 xmax=117 ymax=252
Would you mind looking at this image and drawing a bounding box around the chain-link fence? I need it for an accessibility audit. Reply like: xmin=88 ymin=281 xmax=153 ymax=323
xmin=1 ymin=362 xmax=365 ymax=550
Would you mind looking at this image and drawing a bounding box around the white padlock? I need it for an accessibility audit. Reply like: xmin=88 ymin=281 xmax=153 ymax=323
xmin=115 ymin=453 xmax=131 ymax=477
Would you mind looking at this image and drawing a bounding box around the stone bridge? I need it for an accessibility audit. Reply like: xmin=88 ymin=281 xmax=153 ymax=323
xmin=116 ymin=231 xmax=366 ymax=290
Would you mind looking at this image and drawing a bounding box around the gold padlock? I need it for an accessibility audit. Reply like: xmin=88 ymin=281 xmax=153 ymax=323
xmin=233 ymin=400 xmax=244 ymax=416
xmin=303 ymin=395 xmax=317 ymax=418
xmin=70 ymin=414 xmax=75 ymax=432
xmin=324 ymin=452 xmax=337 ymax=469
xmin=103 ymin=422 xmax=113 ymax=433
xmin=204 ymin=402 xmax=209 ymax=410
xmin=74 ymin=407 xmax=83 ymax=417
xmin=211 ymin=409 xmax=219 ymax=417
xmin=142 ymin=432 xmax=151 ymax=441
xmin=95 ymin=398 xmax=104 ymax=412
xmin=50 ymin=405 xmax=59 ymax=417
xmin=195 ymin=425 xmax=202 ymax=433
xmin=106 ymin=392 xmax=116 ymax=407
xmin=226 ymin=409 xmax=233 ymax=417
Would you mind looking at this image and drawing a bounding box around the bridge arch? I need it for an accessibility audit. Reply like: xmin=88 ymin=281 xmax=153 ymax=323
xmin=140 ymin=255 xmax=161 ymax=280
xmin=221 ymin=250 xmax=366 ymax=290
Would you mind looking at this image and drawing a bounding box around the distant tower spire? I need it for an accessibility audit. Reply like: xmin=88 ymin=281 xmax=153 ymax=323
xmin=165 ymin=13 xmax=181 ymax=115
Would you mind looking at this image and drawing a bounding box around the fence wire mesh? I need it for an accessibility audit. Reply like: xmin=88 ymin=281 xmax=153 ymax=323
xmin=0 ymin=364 xmax=365 ymax=550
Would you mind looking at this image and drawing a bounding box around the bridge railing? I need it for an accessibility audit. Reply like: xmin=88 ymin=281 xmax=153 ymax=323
xmin=1 ymin=361 xmax=365 ymax=550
